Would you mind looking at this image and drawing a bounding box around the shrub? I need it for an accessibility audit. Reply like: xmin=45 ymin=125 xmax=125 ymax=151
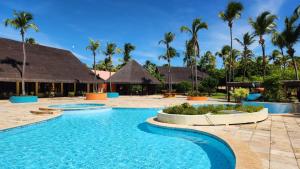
xmin=231 ymin=88 xmax=249 ymax=102
xmin=187 ymin=91 xmax=204 ymax=97
xmin=262 ymin=75 xmax=285 ymax=102
xmin=174 ymin=81 xmax=192 ymax=93
xmin=163 ymin=103 xmax=263 ymax=115
xmin=201 ymin=77 xmax=219 ymax=96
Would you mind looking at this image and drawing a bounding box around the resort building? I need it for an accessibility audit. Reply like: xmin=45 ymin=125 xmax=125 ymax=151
xmin=108 ymin=60 xmax=161 ymax=95
xmin=91 ymin=70 xmax=115 ymax=92
xmin=0 ymin=38 xmax=104 ymax=98
xmin=157 ymin=66 xmax=208 ymax=84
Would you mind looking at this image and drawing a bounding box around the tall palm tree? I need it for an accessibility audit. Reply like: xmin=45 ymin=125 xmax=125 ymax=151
xmin=249 ymin=11 xmax=277 ymax=78
xmin=183 ymin=40 xmax=195 ymax=91
xmin=228 ymin=49 xmax=240 ymax=81
xmin=123 ymin=43 xmax=135 ymax=64
xmin=158 ymin=32 xmax=178 ymax=92
xmin=103 ymin=43 xmax=121 ymax=92
xmin=219 ymin=1 xmax=243 ymax=82
xmin=272 ymin=31 xmax=285 ymax=56
xmin=181 ymin=18 xmax=208 ymax=92
xmin=86 ymin=39 xmax=100 ymax=92
xmin=216 ymin=45 xmax=231 ymax=83
xmin=234 ymin=32 xmax=255 ymax=81
xmin=5 ymin=11 xmax=38 ymax=96
xmin=281 ymin=5 xmax=300 ymax=80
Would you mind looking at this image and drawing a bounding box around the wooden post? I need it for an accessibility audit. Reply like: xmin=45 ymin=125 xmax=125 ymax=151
xmin=93 ymin=84 xmax=95 ymax=93
xmin=87 ymin=83 xmax=90 ymax=93
xmin=16 ymin=81 xmax=20 ymax=96
xmin=74 ymin=83 xmax=77 ymax=92
xmin=35 ymin=82 xmax=39 ymax=95
xmin=61 ymin=83 xmax=64 ymax=95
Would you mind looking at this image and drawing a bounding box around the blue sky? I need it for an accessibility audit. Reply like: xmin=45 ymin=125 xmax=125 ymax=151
xmin=0 ymin=0 xmax=299 ymax=68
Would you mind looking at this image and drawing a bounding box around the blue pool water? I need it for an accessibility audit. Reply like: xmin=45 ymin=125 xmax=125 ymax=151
xmin=0 ymin=108 xmax=235 ymax=169
xmin=49 ymin=103 xmax=105 ymax=110
xmin=242 ymin=101 xmax=293 ymax=114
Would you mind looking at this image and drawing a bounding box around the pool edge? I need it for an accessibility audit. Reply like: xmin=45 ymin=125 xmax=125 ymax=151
xmin=146 ymin=117 xmax=263 ymax=169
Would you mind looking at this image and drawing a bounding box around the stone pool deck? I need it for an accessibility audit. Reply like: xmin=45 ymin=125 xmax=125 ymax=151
xmin=0 ymin=95 xmax=300 ymax=169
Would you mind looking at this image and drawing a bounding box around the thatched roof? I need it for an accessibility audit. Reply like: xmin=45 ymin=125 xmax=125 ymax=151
xmin=108 ymin=60 xmax=160 ymax=84
xmin=157 ymin=66 xmax=208 ymax=84
xmin=0 ymin=38 xmax=103 ymax=83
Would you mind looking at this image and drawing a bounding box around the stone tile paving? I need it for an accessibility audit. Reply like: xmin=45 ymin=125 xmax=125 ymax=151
xmin=202 ymin=115 xmax=300 ymax=169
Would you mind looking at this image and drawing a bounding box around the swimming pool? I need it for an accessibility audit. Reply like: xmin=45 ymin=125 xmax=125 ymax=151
xmin=242 ymin=101 xmax=293 ymax=114
xmin=49 ymin=103 xmax=105 ymax=110
xmin=0 ymin=108 xmax=235 ymax=169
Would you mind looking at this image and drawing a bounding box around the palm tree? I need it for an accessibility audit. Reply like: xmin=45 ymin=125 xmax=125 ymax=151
xmin=234 ymin=32 xmax=255 ymax=81
xmin=272 ymin=31 xmax=285 ymax=56
xmin=25 ymin=37 xmax=37 ymax=45
xmin=158 ymin=32 xmax=178 ymax=92
xmin=103 ymin=43 xmax=121 ymax=92
xmin=228 ymin=49 xmax=240 ymax=81
xmin=5 ymin=11 xmax=38 ymax=95
xmin=181 ymin=18 xmax=208 ymax=92
xmin=249 ymin=11 xmax=277 ymax=78
xmin=86 ymin=39 xmax=100 ymax=92
xmin=183 ymin=40 xmax=195 ymax=90
xmin=216 ymin=45 xmax=231 ymax=83
xmin=281 ymin=5 xmax=300 ymax=80
xmin=219 ymin=1 xmax=243 ymax=82
xmin=123 ymin=43 xmax=135 ymax=64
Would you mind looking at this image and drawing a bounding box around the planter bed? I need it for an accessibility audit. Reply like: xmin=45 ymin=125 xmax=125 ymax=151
xmin=187 ymin=96 xmax=208 ymax=101
xmin=85 ymin=93 xmax=107 ymax=100
xmin=9 ymin=96 xmax=38 ymax=103
xmin=157 ymin=108 xmax=268 ymax=126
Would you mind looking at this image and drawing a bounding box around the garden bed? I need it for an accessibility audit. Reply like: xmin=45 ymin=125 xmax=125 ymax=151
xmin=85 ymin=93 xmax=107 ymax=100
xmin=157 ymin=103 xmax=268 ymax=125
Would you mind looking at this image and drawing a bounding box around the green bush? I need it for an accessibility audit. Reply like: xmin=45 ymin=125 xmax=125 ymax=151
xmin=231 ymin=88 xmax=249 ymax=103
xmin=68 ymin=92 xmax=75 ymax=97
xmin=262 ymin=75 xmax=285 ymax=102
xmin=163 ymin=103 xmax=263 ymax=115
xmin=174 ymin=81 xmax=192 ymax=93
xmin=200 ymin=77 xmax=219 ymax=96
xmin=187 ymin=91 xmax=204 ymax=96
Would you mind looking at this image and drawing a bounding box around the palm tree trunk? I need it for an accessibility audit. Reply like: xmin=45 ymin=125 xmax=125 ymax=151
xmin=21 ymin=33 xmax=26 ymax=96
xmin=168 ymin=59 xmax=171 ymax=92
xmin=195 ymin=52 xmax=198 ymax=92
xmin=93 ymin=52 xmax=96 ymax=92
xmin=191 ymin=65 xmax=194 ymax=92
xmin=289 ymin=48 xmax=299 ymax=80
xmin=229 ymin=25 xmax=233 ymax=82
xmin=260 ymin=36 xmax=266 ymax=78
xmin=109 ymin=55 xmax=112 ymax=92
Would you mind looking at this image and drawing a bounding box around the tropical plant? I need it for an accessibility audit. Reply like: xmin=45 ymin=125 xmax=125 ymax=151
xmin=25 ymin=37 xmax=36 ymax=45
xmin=231 ymin=88 xmax=249 ymax=102
xmin=272 ymin=31 xmax=285 ymax=56
xmin=201 ymin=77 xmax=219 ymax=96
xmin=103 ymin=43 xmax=121 ymax=92
xmin=216 ymin=45 xmax=231 ymax=83
xmin=219 ymin=1 xmax=243 ymax=82
xmin=262 ymin=74 xmax=285 ymax=102
xmin=122 ymin=43 xmax=135 ymax=65
xmin=198 ymin=51 xmax=216 ymax=74
xmin=228 ymin=49 xmax=240 ymax=81
xmin=86 ymin=39 xmax=100 ymax=92
xmin=158 ymin=32 xmax=179 ymax=92
xmin=5 ymin=11 xmax=39 ymax=95
xmin=174 ymin=81 xmax=192 ymax=93
xmin=234 ymin=32 xmax=255 ymax=81
xmin=181 ymin=18 xmax=208 ymax=92
xmin=281 ymin=5 xmax=300 ymax=80
xmin=143 ymin=60 xmax=163 ymax=82
xmin=249 ymin=11 xmax=277 ymax=78
xmin=183 ymin=40 xmax=195 ymax=90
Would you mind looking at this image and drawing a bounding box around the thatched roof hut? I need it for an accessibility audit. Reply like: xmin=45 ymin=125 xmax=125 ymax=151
xmin=108 ymin=60 xmax=160 ymax=84
xmin=0 ymin=38 xmax=103 ymax=83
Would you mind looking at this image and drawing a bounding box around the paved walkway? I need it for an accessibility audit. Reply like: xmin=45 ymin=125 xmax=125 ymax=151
xmin=190 ymin=115 xmax=300 ymax=169
xmin=0 ymin=96 xmax=299 ymax=168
